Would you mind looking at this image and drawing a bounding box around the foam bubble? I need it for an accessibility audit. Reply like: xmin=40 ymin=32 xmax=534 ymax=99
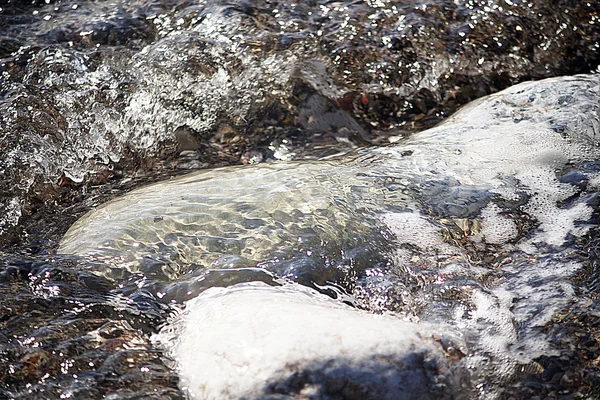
xmin=381 ymin=211 xmax=455 ymax=252
xmin=477 ymin=203 xmax=519 ymax=245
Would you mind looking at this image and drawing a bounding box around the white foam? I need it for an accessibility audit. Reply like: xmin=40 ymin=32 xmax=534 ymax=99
xmin=477 ymin=203 xmax=519 ymax=245
xmin=153 ymin=282 xmax=462 ymax=399
xmin=586 ymin=173 xmax=600 ymax=191
xmin=381 ymin=211 xmax=456 ymax=253
xmin=514 ymin=165 xmax=592 ymax=248
xmin=465 ymin=289 xmax=517 ymax=361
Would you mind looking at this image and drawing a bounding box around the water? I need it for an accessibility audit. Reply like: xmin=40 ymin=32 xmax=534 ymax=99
xmin=1 ymin=1 xmax=600 ymax=399
xmin=2 ymin=0 xmax=599 ymax=241
xmin=58 ymin=74 xmax=600 ymax=398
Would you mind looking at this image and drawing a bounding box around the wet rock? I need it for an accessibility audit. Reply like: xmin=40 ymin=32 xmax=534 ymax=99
xmin=153 ymin=282 xmax=468 ymax=400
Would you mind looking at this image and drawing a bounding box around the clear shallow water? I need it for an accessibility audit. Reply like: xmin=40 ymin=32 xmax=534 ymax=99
xmin=60 ymin=75 xmax=600 ymax=398
xmin=1 ymin=0 xmax=600 ymax=240
xmin=2 ymin=1 xmax=600 ymax=399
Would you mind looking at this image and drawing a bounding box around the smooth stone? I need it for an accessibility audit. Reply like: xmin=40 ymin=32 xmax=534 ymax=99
xmin=152 ymin=282 xmax=467 ymax=400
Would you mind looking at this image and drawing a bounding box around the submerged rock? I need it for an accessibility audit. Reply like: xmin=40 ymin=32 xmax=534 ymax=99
xmin=59 ymin=74 xmax=600 ymax=274
xmin=1 ymin=0 xmax=599 ymax=243
xmin=59 ymin=74 xmax=600 ymax=397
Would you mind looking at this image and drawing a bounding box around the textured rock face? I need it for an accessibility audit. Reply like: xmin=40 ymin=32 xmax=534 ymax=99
xmin=59 ymin=75 xmax=600 ymax=397
xmin=1 ymin=0 xmax=599 ymax=242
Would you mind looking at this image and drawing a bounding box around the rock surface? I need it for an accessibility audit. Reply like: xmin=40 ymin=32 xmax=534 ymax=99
xmin=153 ymin=282 xmax=466 ymax=400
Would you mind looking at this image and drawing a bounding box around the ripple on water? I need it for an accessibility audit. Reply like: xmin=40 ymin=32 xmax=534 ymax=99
xmin=55 ymin=75 xmax=600 ymax=398
xmin=1 ymin=0 xmax=599 ymax=240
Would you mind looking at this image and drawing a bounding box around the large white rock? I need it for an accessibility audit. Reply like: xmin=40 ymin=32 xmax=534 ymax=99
xmin=153 ymin=282 xmax=464 ymax=400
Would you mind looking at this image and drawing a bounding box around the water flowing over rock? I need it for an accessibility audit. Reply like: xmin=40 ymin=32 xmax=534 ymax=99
xmin=58 ymin=75 xmax=600 ymax=398
xmin=2 ymin=1 xmax=600 ymax=399
xmin=1 ymin=0 xmax=599 ymax=242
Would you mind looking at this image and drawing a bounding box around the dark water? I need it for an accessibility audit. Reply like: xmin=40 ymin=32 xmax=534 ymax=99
xmin=1 ymin=1 xmax=600 ymax=399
